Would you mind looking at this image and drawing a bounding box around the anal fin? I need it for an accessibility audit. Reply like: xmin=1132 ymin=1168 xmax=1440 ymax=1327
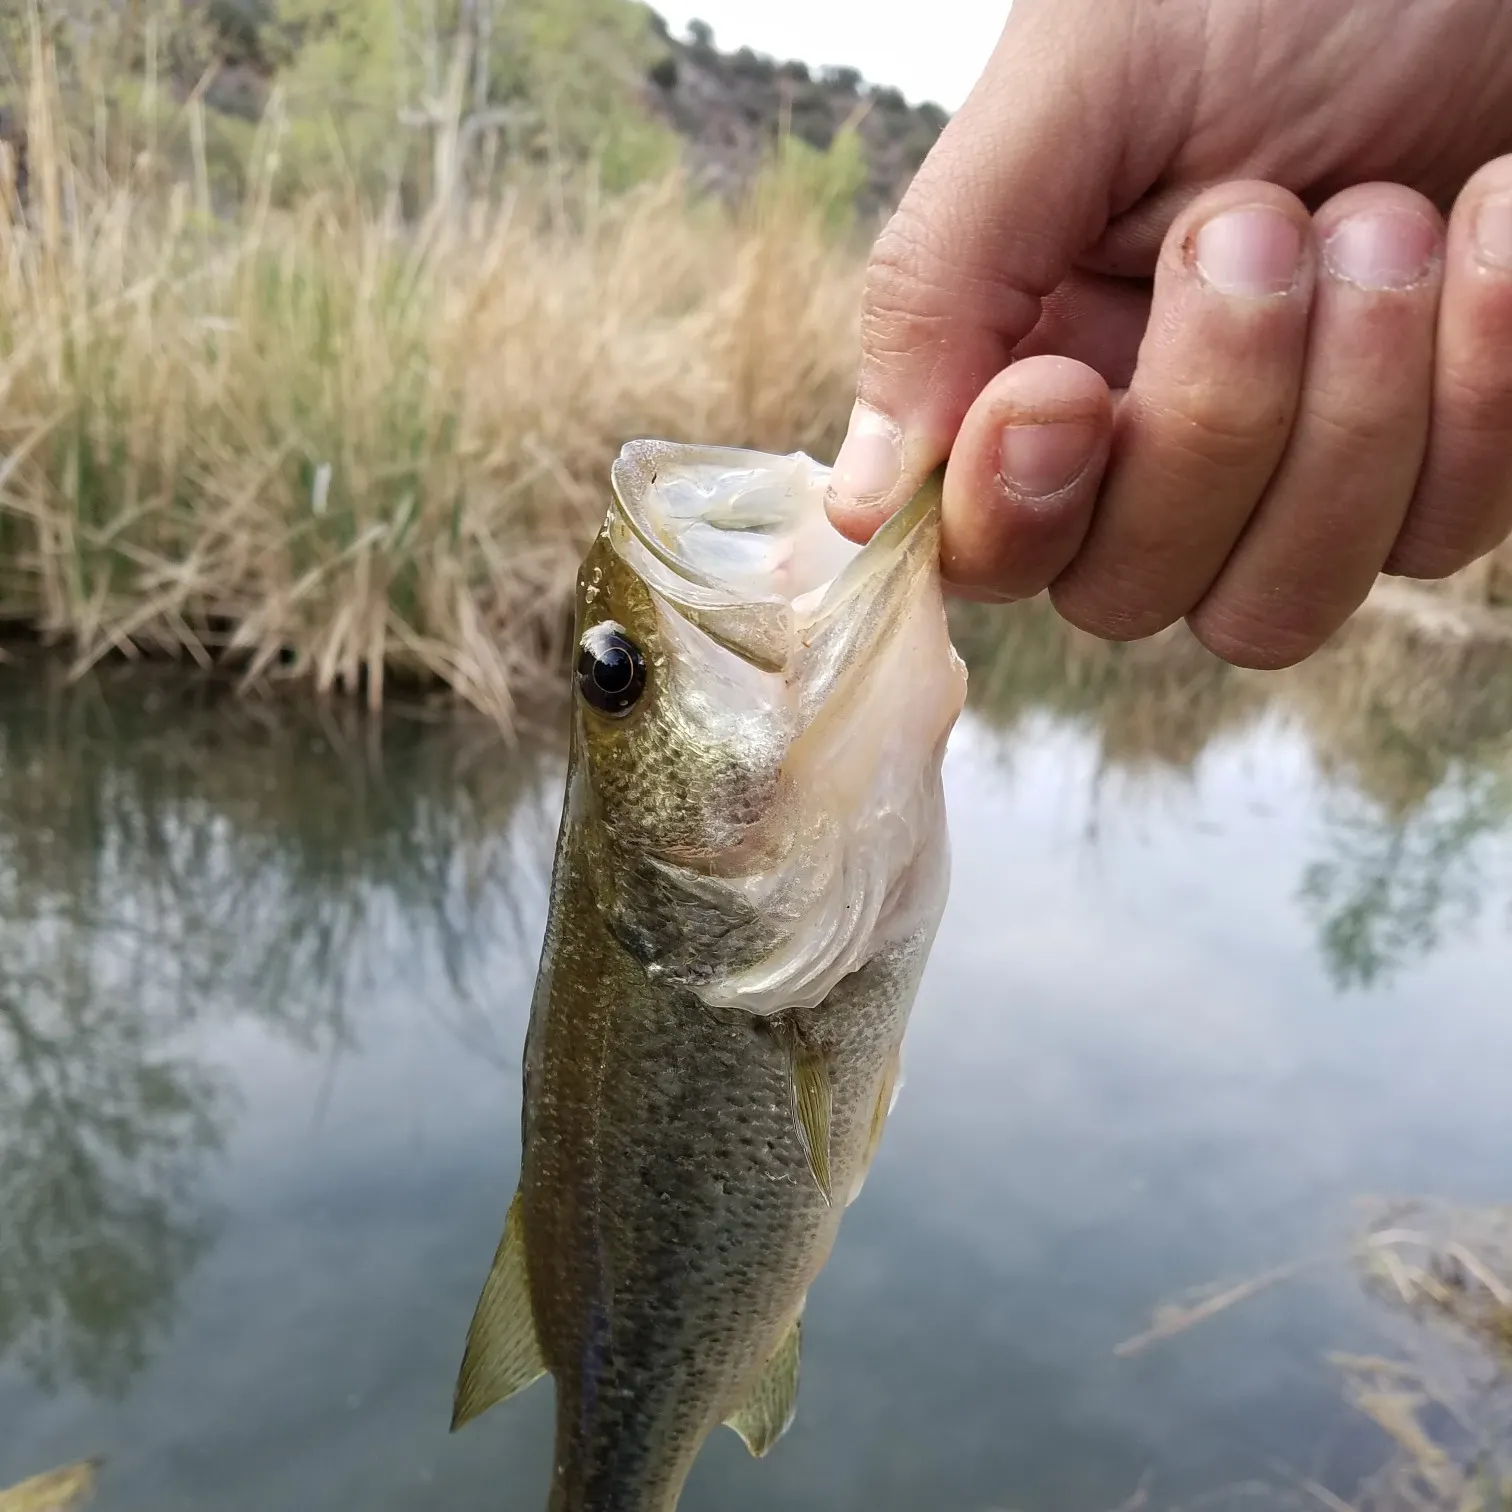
xmin=451 ymin=1190 xmax=547 ymax=1431
xmin=724 ymin=1314 xmax=802 ymax=1457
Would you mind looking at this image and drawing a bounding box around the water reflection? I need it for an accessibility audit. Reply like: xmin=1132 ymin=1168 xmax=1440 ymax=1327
xmin=0 ymin=940 xmax=220 ymax=1397
xmin=0 ymin=597 xmax=1510 ymax=1509
xmin=1301 ymin=765 xmax=1511 ymax=990
xmin=953 ymin=596 xmax=1265 ymax=776
xmin=953 ymin=597 xmax=1512 ymax=988
xmin=0 ymin=663 xmax=548 ymax=1399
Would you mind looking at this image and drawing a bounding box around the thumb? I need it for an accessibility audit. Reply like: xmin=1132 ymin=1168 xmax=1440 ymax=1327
xmin=826 ymin=0 xmax=1183 ymax=535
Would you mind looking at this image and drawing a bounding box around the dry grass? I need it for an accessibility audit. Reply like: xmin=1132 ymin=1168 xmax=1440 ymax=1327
xmin=3 ymin=24 xmax=1510 ymax=740
xmin=0 ymin=35 xmax=863 ymax=730
xmin=1089 ymin=1204 xmax=1512 ymax=1512
xmin=1329 ymin=1351 xmax=1508 ymax=1512
xmin=1361 ymin=1208 xmax=1512 ymax=1384
xmin=1336 ymin=1204 xmax=1512 ymax=1512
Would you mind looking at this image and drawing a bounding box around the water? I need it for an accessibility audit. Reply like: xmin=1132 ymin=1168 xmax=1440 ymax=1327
xmin=3 ymin=598 xmax=1512 ymax=1511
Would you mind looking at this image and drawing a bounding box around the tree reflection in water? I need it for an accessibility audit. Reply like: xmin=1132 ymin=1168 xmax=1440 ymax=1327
xmin=952 ymin=596 xmax=1512 ymax=989
xmin=4 ymin=597 xmax=1509 ymax=1407
xmin=1301 ymin=765 xmax=1511 ymax=991
xmin=0 ymin=662 xmax=550 ymax=1397
xmin=0 ymin=946 xmax=221 ymax=1396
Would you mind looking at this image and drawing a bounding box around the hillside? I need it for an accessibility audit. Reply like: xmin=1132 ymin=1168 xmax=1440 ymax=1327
xmin=638 ymin=13 xmax=950 ymax=216
xmin=26 ymin=0 xmax=948 ymax=217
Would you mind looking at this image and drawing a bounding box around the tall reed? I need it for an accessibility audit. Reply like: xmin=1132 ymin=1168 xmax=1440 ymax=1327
xmin=0 ymin=33 xmax=864 ymax=728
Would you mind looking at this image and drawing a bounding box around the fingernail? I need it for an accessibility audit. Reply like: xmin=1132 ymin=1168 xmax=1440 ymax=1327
xmin=998 ymin=420 xmax=1095 ymax=500
xmin=1473 ymin=194 xmax=1512 ymax=270
xmin=829 ymin=403 xmax=901 ymax=505
xmin=1193 ymin=207 xmax=1302 ymax=297
xmin=1324 ymin=210 xmax=1439 ymax=290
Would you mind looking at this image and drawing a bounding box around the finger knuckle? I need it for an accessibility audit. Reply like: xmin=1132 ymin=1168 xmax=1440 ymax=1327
xmin=858 ymin=212 xmax=967 ymax=368
xmin=865 ymin=209 xmax=944 ymax=317
xmin=1136 ymin=385 xmax=1291 ymax=473
xmin=1433 ymin=358 xmax=1512 ymax=448
xmin=861 ymin=199 xmax=1046 ymax=364
xmin=1307 ymin=397 xmax=1419 ymax=456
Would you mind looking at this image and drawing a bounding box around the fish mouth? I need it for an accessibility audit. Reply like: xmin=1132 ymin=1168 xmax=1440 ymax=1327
xmin=607 ymin=440 xmax=940 ymax=674
xmin=606 ymin=442 xmax=963 ymax=1018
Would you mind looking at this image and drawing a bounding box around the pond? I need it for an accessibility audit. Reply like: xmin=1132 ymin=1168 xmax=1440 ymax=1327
xmin=2 ymin=596 xmax=1511 ymax=1511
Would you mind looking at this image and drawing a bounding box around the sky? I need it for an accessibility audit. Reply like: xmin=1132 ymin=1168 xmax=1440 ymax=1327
xmin=651 ymin=1 xmax=1010 ymax=113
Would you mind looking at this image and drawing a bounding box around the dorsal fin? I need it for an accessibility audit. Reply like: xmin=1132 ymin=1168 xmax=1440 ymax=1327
xmin=724 ymin=1314 xmax=802 ymax=1457
xmin=451 ymin=1190 xmax=548 ymax=1431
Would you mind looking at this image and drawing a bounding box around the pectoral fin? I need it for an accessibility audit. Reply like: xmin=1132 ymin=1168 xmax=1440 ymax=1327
xmin=451 ymin=1190 xmax=547 ymax=1431
xmin=724 ymin=1315 xmax=802 ymax=1457
xmin=788 ymin=1038 xmax=833 ymax=1204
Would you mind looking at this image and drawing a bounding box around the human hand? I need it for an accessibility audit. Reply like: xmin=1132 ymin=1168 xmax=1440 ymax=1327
xmin=825 ymin=0 xmax=1512 ymax=667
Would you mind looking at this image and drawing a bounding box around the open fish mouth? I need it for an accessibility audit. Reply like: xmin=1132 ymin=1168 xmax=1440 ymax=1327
xmin=594 ymin=439 xmax=964 ymax=1020
xmin=606 ymin=441 xmax=939 ymax=675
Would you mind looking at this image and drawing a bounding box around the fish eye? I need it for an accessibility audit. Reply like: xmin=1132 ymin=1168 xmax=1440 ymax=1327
xmin=577 ymin=623 xmax=647 ymax=717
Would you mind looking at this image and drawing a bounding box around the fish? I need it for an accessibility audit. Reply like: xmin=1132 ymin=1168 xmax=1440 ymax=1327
xmin=0 ymin=1459 xmax=99 ymax=1512
xmin=451 ymin=440 xmax=967 ymax=1511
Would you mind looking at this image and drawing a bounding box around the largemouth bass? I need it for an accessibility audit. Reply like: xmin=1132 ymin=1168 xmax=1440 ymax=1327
xmin=452 ymin=441 xmax=967 ymax=1511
